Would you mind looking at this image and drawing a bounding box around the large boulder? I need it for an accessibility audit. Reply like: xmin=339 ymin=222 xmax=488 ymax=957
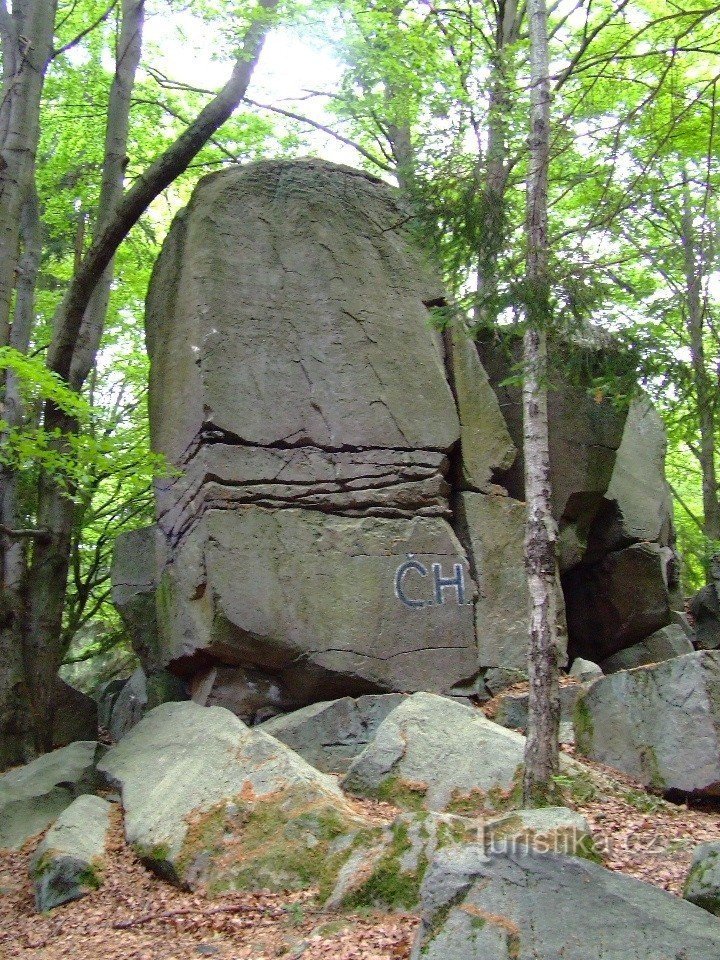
xmin=260 ymin=694 xmax=405 ymax=773
xmin=483 ymin=807 xmax=593 ymax=858
xmin=97 ymin=701 xmax=379 ymax=895
xmin=411 ymin=845 xmax=720 ymax=959
xmin=689 ymin=561 xmax=720 ymax=650
xmin=574 ymin=650 xmax=720 ymax=796
xmin=488 ymin=683 xmax=581 ymax=744
xmin=105 ymin=667 xmax=188 ymax=742
xmin=0 ymin=741 xmax=100 ymax=849
xmin=342 ymin=693 xmax=529 ymax=813
xmin=52 ymin=679 xmax=97 ymax=748
xmin=31 ymin=794 xmax=112 ymax=911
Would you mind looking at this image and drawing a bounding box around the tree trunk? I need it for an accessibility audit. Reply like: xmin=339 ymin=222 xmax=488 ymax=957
xmin=681 ymin=171 xmax=720 ymax=557
xmin=0 ymin=0 xmax=56 ymax=344
xmin=15 ymin=0 xmax=278 ymax=758
xmin=475 ymin=0 xmax=520 ymax=328
xmin=522 ymin=0 xmax=561 ymax=806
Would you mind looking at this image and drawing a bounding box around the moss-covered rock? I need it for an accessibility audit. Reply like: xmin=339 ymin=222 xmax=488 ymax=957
xmin=684 ymin=843 xmax=720 ymax=915
xmin=30 ymin=795 xmax=112 ymax=912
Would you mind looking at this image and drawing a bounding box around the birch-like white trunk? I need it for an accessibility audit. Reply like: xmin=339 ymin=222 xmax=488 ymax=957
xmin=522 ymin=0 xmax=561 ymax=804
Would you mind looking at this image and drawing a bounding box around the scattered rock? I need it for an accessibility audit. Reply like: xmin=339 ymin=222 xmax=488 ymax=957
xmin=568 ymin=658 xmax=603 ymax=682
xmin=0 ymin=741 xmax=101 ymax=850
xmin=260 ymin=695 xmax=405 ymax=773
xmin=574 ymin=650 xmax=720 ymax=796
xmin=31 ymin=794 xmax=112 ymax=911
xmin=684 ymin=842 xmax=720 ymax=915
xmin=97 ymin=701 xmax=377 ymax=895
xmin=600 ymin=624 xmax=693 ymax=673
xmin=483 ymin=806 xmax=593 ymax=858
xmin=689 ymin=567 xmax=720 ymax=650
xmin=343 ymin=693 xmax=541 ymax=814
xmin=411 ymin=845 xmax=720 ymax=959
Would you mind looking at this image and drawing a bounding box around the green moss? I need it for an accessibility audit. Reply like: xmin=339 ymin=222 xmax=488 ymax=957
xmin=470 ymin=916 xmax=487 ymax=930
xmin=176 ymin=805 xmax=229 ymax=878
xmin=572 ymin=698 xmax=594 ymax=750
xmin=639 ymin=746 xmax=666 ymax=791
xmin=344 ymin=820 xmax=427 ymax=911
xmin=375 ymin=777 xmax=428 ymax=812
xmin=420 ymin=893 xmax=465 ymax=955
xmin=575 ymin=834 xmax=604 ymax=865
xmin=76 ymin=862 xmax=103 ymax=890
xmin=622 ymin=788 xmax=667 ymax=814
xmin=552 ymin=770 xmax=600 ymax=805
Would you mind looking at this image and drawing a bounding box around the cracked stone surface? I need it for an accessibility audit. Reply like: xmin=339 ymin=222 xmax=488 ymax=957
xmin=411 ymin=845 xmax=720 ymax=959
xmin=574 ymin=650 xmax=720 ymax=796
xmin=115 ymin=157 xmax=686 ymax=718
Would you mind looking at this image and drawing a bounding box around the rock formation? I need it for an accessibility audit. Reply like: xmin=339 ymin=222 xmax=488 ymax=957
xmin=111 ymin=157 xmax=683 ymax=721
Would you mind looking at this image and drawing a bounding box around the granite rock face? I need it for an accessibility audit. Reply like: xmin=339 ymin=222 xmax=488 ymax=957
xmin=600 ymin=623 xmax=693 ymax=673
xmin=410 ymin=845 xmax=720 ymax=959
xmin=574 ymin=650 xmax=720 ymax=796
xmin=130 ymin=158 xmax=682 ymax=713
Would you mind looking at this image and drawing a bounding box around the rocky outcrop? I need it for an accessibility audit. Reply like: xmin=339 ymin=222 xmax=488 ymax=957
xmin=52 ymin=679 xmax=97 ymax=748
xmin=97 ymin=701 xmax=380 ymax=895
xmin=689 ymin=557 xmax=720 ymax=650
xmin=410 ymin=845 xmax=720 ymax=959
xmin=128 ymin=158 xmax=683 ymax=714
xmin=104 ymin=667 xmax=188 ymax=742
xmin=31 ymin=794 xmax=112 ymax=911
xmin=0 ymin=741 xmax=101 ymax=849
xmin=260 ymin=694 xmax=405 ymax=773
xmin=574 ymin=651 xmax=720 ymax=796
xmin=488 ymin=683 xmax=581 ymax=744
xmin=684 ymin=842 xmax=720 ymax=915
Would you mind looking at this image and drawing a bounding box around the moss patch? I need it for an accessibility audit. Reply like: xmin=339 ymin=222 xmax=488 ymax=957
xmin=374 ymin=777 xmax=428 ymax=812
xmin=343 ymin=819 xmax=426 ymax=911
xmin=572 ymin=698 xmax=594 ymax=750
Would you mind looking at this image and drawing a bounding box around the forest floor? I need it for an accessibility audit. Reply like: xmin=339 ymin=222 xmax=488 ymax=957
xmin=1 ymin=753 xmax=719 ymax=959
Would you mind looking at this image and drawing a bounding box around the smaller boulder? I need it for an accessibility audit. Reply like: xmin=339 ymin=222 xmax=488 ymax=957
xmin=260 ymin=695 xmax=405 ymax=773
xmin=574 ymin=650 xmax=720 ymax=796
xmin=0 ymin=741 xmax=100 ymax=850
xmin=684 ymin=842 xmax=720 ymax=916
xmin=483 ymin=806 xmax=593 ymax=858
xmin=490 ymin=684 xmax=581 ymax=744
xmin=343 ymin=693 xmax=529 ymax=814
xmin=600 ymin=624 xmax=693 ymax=673
xmin=52 ymin=680 xmax=98 ymax=748
xmin=568 ymin=658 xmax=603 ymax=682
xmin=31 ymin=794 xmax=112 ymax=911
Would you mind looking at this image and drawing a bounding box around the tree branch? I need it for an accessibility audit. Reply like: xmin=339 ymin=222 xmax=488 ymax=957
xmin=0 ymin=523 xmax=50 ymax=541
xmin=46 ymin=0 xmax=279 ymax=384
xmin=52 ymin=0 xmax=119 ymax=59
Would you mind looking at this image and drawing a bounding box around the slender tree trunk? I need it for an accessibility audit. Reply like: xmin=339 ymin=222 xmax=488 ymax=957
xmin=681 ymin=171 xmax=720 ymax=556
xmin=522 ymin=0 xmax=561 ymax=805
xmin=475 ymin=0 xmax=520 ymax=328
xmin=17 ymin=0 xmax=278 ymax=757
xmin=0 ymin=0 xmax=56 ymax=344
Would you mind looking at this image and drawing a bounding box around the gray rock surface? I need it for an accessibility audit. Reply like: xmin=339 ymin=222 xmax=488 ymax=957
xmin=158 ymin=508 xmax=478 ymax=705
xmin=31 ymin=794 xmax=112 ymax=911
xmin=444 ymin=322 xmax=516 ymax=492
xmin=106 ymin=667 xmax=188 ymax=742
xmin=261 ymin=694 xmax=405 ymax=773
xmin=342 ymin=693 xmax=529 ymax=812
xmin=0 ymin=741 xmax=100 ymax=849
xmin=98 ymin=701 xmax=374 ymax=893
xmin=411 ymin=845 xmax=720 ymax=959
xmin=689 ymin=582 xmax=720 ymax=650
xmin=600 ymin=624 xmax=693 ymax=673
xmin=684 ymin=842 xmax=720 ymax=915
xmin=568 ymin=658 xmax=603 ymax=682
xmin=574 ymin=650 xmax=720 ymax=795
xmin=483 ymin=806 xmax=592 ymax=857
xmin=52 ymin=679 xmax=97 ymax=748
xmin=111 ymin=526 xmax=161 ymax=670
xmin=490 ymin=684 xmax=581 ymax=744
xmin=457 ymin=493 xmax=567 ymax=679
